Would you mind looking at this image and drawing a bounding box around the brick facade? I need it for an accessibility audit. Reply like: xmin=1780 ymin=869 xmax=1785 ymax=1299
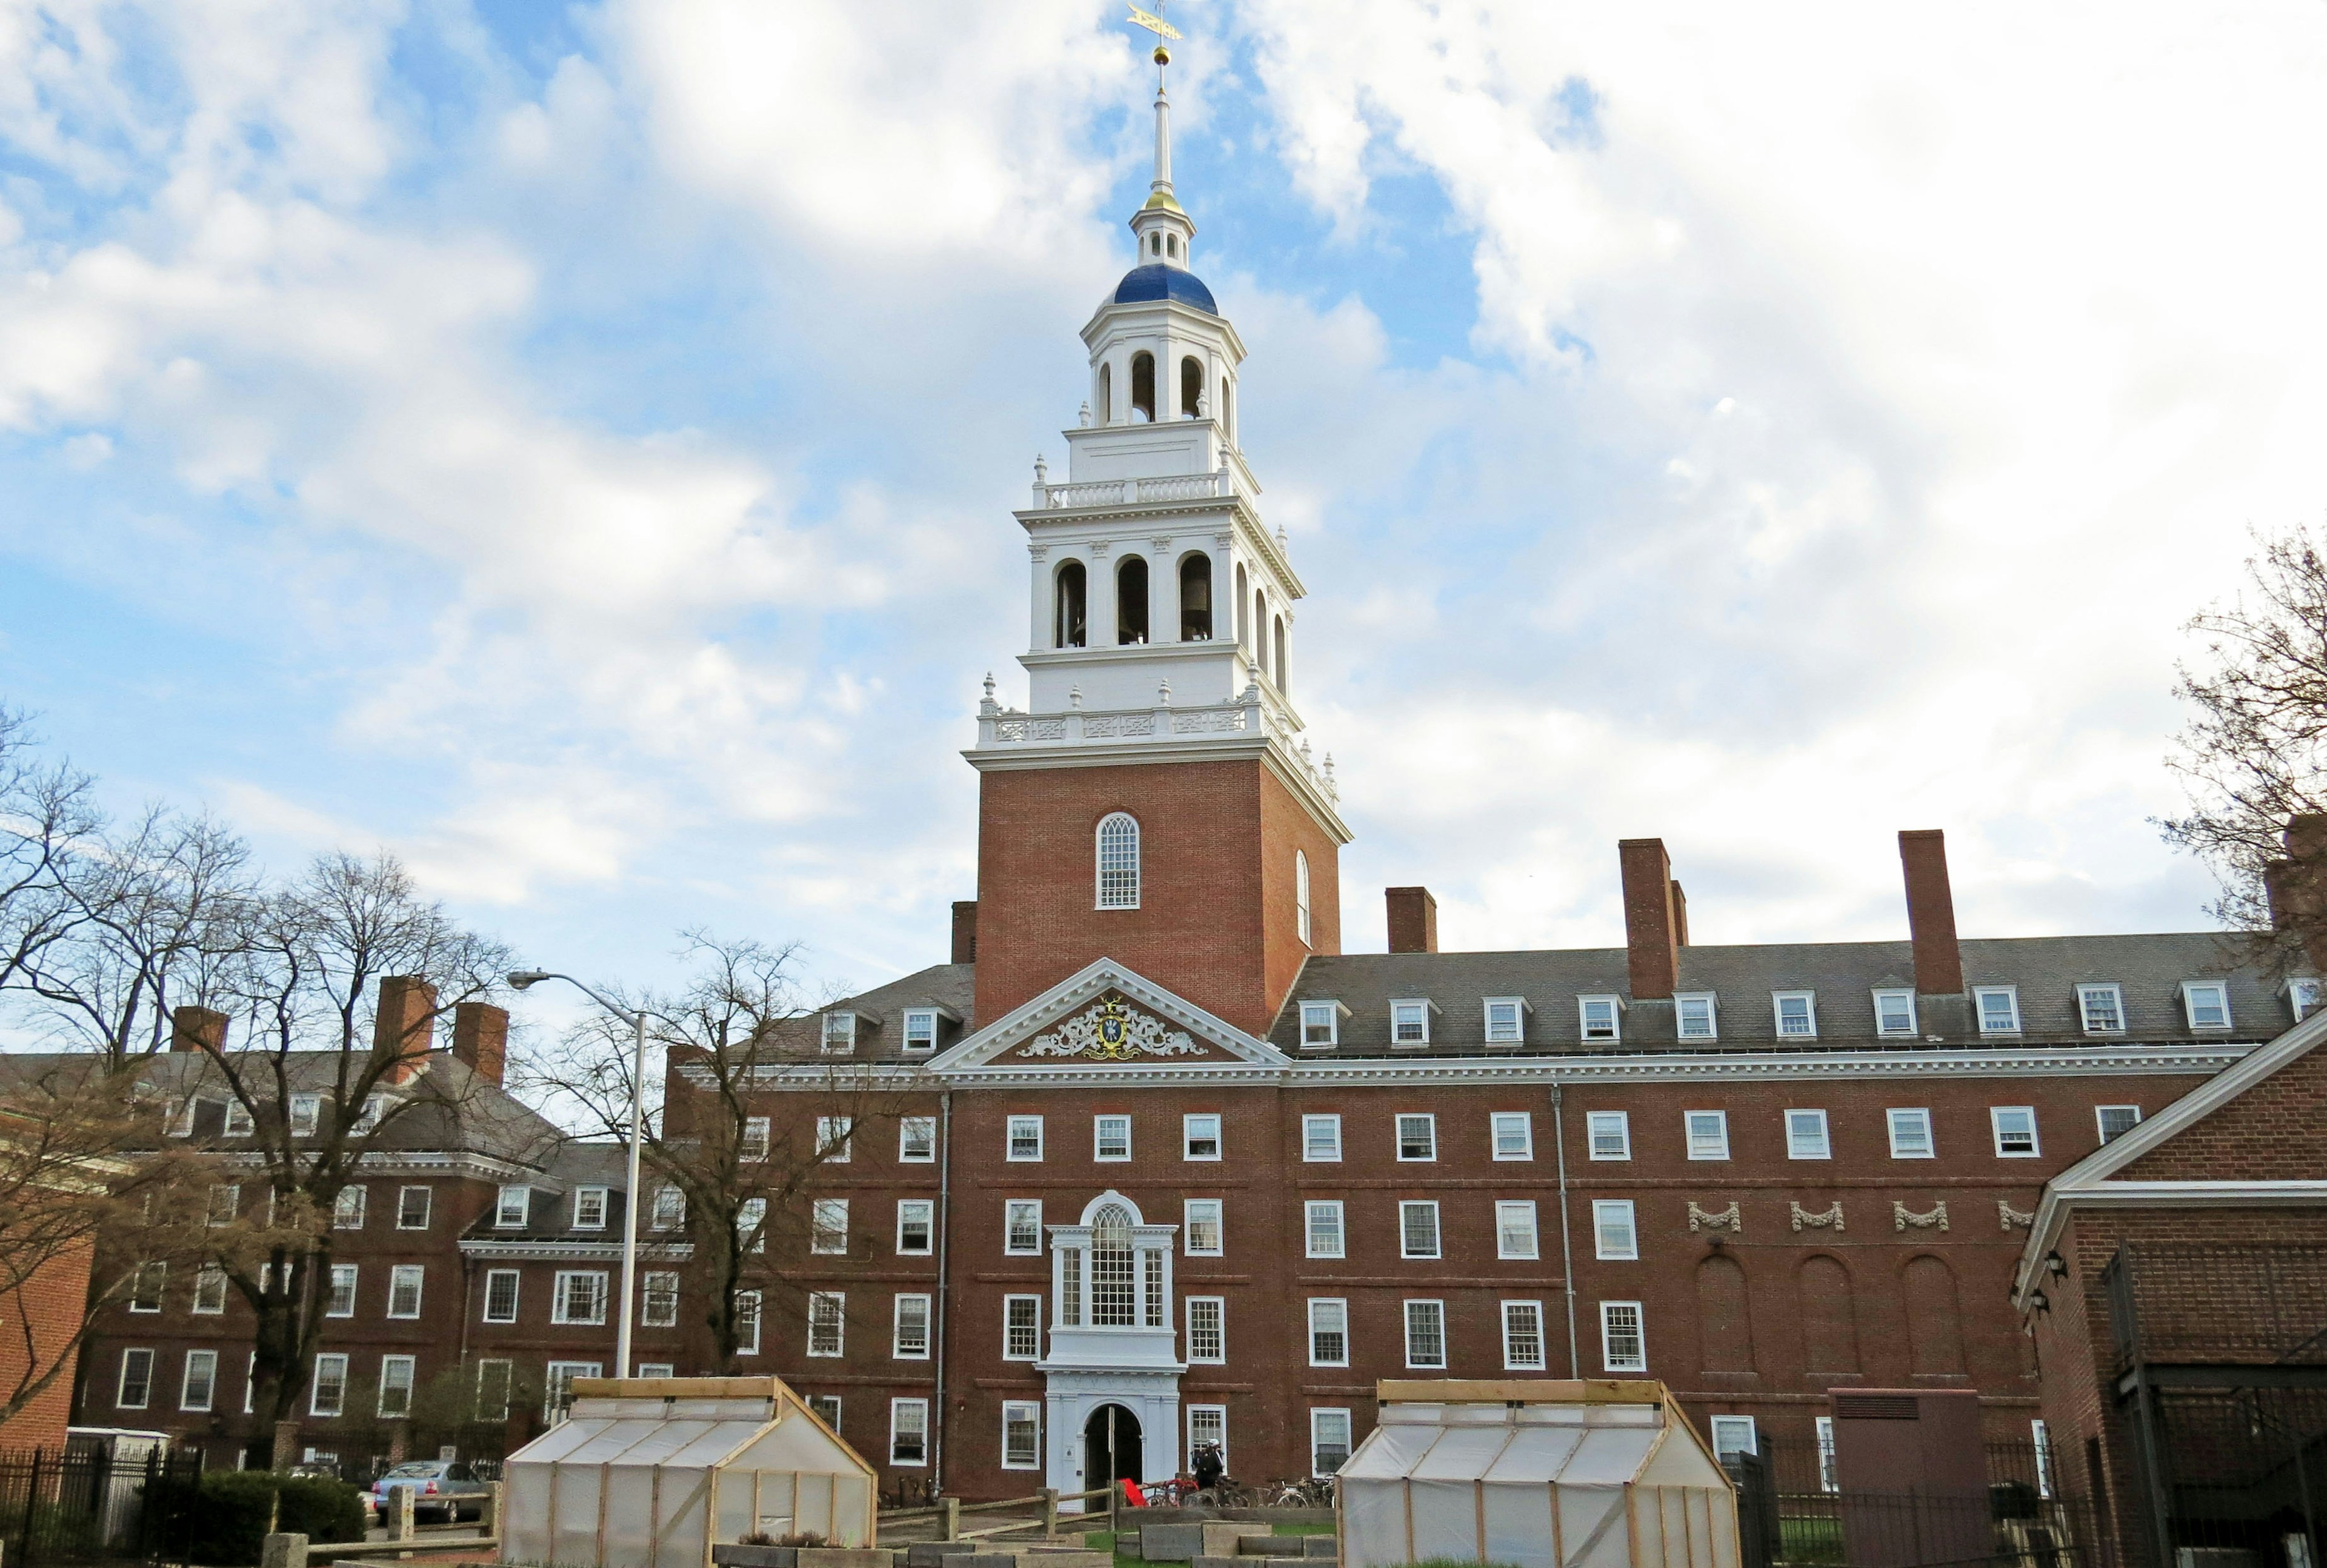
xmin=1 ymin=1237 xmax=94 ymax=1452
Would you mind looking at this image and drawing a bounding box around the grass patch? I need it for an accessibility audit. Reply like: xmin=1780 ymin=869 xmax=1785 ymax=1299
xmin=1776 ymin=1517 xmax=1845 ymax=1565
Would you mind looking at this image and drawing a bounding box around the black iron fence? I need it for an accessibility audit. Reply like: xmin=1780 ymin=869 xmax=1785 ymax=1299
xmin=1726 ymin=1437 xmax=2105 ymax=1568
xmin=2104 ymin=1245 xmax=2327 ymax=1372
xmin=0 ymin=1447 xmax=204 ymax=1567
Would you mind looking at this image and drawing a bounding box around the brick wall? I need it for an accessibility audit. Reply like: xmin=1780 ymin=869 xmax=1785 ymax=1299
xmin=2117 ymin=1041 xmax=2327 ymax=1180
xmin=1 ymin=1237 xmax=93 ymax=1452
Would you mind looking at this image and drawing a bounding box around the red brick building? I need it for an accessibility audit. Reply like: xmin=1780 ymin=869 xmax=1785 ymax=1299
xmin=1 ymin=1236 xmax=95 ymax=1452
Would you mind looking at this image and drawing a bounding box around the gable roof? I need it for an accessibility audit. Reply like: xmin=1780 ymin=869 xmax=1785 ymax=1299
xmin=928 ymin=957 xmax=1292 ymax=1080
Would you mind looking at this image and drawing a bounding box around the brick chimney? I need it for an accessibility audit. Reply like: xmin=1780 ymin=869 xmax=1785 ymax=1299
xmin=1619 ymin=839 xmax=1683 ymax=1000
xmin=1386 ymin=887 xmax=1438 ymax=954
xmin=2265 ymin=814 xmax=2327 ymax=968
xmin=951 ymin=900 xmax=979 ymax=965
xmin=451 ymin=1002 xmax=509 ymax=1087
xmin=170 ymin=1005 xmax=228 ymax=1054
xmin=1899 ymin=829 xmax=1965 ymax=995
xmin=372 ymin=975 xmax=439 ymax=1085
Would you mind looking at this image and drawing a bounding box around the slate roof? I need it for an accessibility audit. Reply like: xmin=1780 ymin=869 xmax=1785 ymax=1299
xmin=458 ymin=1138 xmax=635 ymax=1242
xmin=808 ymin=963 xmax=976 ymax=1062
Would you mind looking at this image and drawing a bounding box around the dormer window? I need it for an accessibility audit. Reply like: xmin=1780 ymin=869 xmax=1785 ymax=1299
xmin=1975 ymin=987 xmax=2022 ymax=1035
xmin=2289 ymin=978 xmax=2322 ymax=1021
xmin=573 ymin=1187 xmax=608 ymax=1231
xmin=1390 ymin=1000 xmax=1432 ymax=1046
xmin=1676 ymin=994 xmax=1717 ymax=1040
xmin=1773 ymin=992 xmax=1817 ymax=1039
xmin=1299 ymin=1001 xmax=1341 ymax=1049
xmin=902 ymin=1009 xmax=940 ymax=1052
xmin=495 ymin=1186 xmax=530 ymax=1229
xmin=821 ymin=1012 xmax=857 ymax=1054
xmin=1483 ymin=998 xmax=1528 ymax=1046
xmin=2181 ymin=982 xmax=2231 ymax=1031
xmin=2077 ymin=985 xmax=2125 ymax=1034
xmin=1873 ymin=989 xmax=1917 ymax=1037
xmin=1578 ymin=995 xmax=1621 ymax=1042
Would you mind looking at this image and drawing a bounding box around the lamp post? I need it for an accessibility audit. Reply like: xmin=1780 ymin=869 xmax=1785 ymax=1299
xmin=507 ymin=969 xmax=653 ymax=1380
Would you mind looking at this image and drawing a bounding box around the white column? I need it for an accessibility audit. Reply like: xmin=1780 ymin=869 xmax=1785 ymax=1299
xmin=1029 ymin=550 xmax=1050 ymax=651
xmin=1156 ymin=543 xmax=1182 ymax=642
xmin=1090 ymin=546 xmax=1118 ymax=647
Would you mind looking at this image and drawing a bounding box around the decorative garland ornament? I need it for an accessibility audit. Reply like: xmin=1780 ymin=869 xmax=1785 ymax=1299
xmin=1688 ymin=1201 xmax=1742 ymax=1235
xmin=1894 ymin=1200 xmax=1949 ymax=1232
xmin=1022 ymin=997 xmax=1205 ymax=1062
xmin=1791 ymin=1200 xmax=1845 ymax=1233
xmin=1998 ymin=1200 xmax=2035 ymax=1232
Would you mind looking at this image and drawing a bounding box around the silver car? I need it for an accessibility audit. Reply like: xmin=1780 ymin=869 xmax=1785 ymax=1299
xmin=371 ymin=1460 xmax=491 ymax=1524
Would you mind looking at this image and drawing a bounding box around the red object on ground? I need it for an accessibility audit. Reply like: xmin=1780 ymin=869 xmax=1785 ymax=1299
xmin=1120 ymin=1480 xmax=1146 ymax=1507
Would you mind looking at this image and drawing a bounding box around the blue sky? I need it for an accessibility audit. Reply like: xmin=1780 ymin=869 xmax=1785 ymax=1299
xmin=5 ymin=0 xmax=2327 ymax=1012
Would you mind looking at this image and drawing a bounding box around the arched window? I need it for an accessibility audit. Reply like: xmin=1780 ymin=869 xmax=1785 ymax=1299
xmin=1090 ymin=1203 xmax=1137 ymax=1326
xmin=1234 ymin=563 xmax=1249 ymax=646
xmin=1116 ymin=556 xmax=1149 ymax=645
xmin=1166 ymin=234 xmax=1179 ymax=260
xmin=1097 ymin=364 xmax=1113 ymax=425
xmin=1130 ymin=353 xmax=1156 ymax=422
xmin=1253 ymin=590 xmax=1268 ymax=677
xmin=1221 ymin=380 xmax=1232 ymax=440
xmin=1179 ymin=553 xmax=1212 ymax=640
xmin=1054 ymin=560 xmax=1087 ymax=648
xmin=1150 ymin=233 xmax=1162 ymax=257
xmin=1273 ymin=615 xmax=1288 ymax=695
xmin=1296 ymin=850 xmax=1311 ymax=946
xmin=1096 ymin=813 xmax=1140 ymax=909
xmin=1180 ymin=356 xmax=1203 ymax=419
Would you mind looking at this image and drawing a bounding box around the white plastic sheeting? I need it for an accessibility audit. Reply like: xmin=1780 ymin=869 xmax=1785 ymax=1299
xmin=502 ymin=1377 xmax=877 ymax=1568
xmin=1337 ymin=1381 xmax=1739 ymax=1568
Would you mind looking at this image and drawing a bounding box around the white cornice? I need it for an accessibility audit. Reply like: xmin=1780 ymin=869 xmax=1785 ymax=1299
xmin=930 ymin=958 xmax=1293 ymax=1074
xmin=458 ymin=1239 xmax=693 ymax=1262
xmin=218 ymin=1149 xmax=553 ymax=1182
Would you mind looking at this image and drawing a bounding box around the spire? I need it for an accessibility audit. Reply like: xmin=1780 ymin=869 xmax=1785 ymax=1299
xmin=1153 ymin=81 xmax=1173 ymax=200
xmin=1125 ymin=4 xmax=1194 ymax=268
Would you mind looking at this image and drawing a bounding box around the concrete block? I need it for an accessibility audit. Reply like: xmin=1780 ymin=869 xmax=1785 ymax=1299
xmin=902 ymin=1545 xmax=968 ymax=1568
xmin=797 ymin=1550 xmax=893 ymax=1568
xmin=1140 ymin=1523 xmax=1210 ymax=1561
xmin=1201 ymin=1524 xmax=1271 ymax=1557
xmin=1303 ymin=1538 xmax=1337 ymax=1557
xmin=713 ymin=1549 xmax=797 ymax=1568
xmin=262 ymin=1533 xmax=310 ymax=1568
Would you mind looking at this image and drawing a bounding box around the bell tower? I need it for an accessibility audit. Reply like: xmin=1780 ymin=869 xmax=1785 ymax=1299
xmin=965 ymin=30 xmax=1350 ymax=1037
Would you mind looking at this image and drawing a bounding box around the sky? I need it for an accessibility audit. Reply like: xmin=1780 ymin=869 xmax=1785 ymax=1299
xmin=4 ymin=0 xmax=2326 ymax=1011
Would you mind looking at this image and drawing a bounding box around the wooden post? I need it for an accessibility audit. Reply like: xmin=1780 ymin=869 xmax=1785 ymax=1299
xmin=391 ymin=1486 xmax=415 ymax=1544
xmin=943 ymin=1498 xmax=961 ymax=1543
xmin=481 ymin=1483 xmax=503 ymax=1538
xmin=1042 ymin=1489 xmax=1058 ymax=1540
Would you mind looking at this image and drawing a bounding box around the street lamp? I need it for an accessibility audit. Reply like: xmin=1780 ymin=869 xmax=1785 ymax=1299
xmin=507 ymin=969 xmax=655 ymax=1380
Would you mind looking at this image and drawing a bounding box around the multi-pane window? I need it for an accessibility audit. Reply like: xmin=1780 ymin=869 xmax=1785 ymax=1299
xmin=740 ymin=1117 xmax=770 ymax=1160
xmin=1306 ymin=1201 xmax=1345 ymax=1258
xmin=1976 ymin=987 xmax=2022 ymax=1034
xmin=193 ymin=1266 xmax=227 ymax=1315
xmin=1004 ymin=1295 xmax=1042 ymax=1360
xmin=1587 ymin=1111 xmax=1631 ymax=1160
xmin=494 ymin=1186 xmax=529 ymax=1227
xmin=117 ymin=1349 xmax=155 ymax=1409
xmin=353 ymin=1094 xmax=388 ymax=1133
xmin=1709 ymin=1416 xmax=1757 ymax=1460
xmin=1005 ymin=1200 xmax=1043 ymax=1255
xmin=896 ymin=1200 xmax=935 ymax=1255
xmin=219 ymin=1100 xmax=254 ymax=1137
xmin=812 ymin=1198 xmax=850 ymax=1255
xmin=1296 ymin=851 xmax=1312 ymax=945
xmin=737 ymin=1197 xmax=768 ymax=1252
xmin=891 ymin=1399 xmax=931 ymax=1466
xmin=1579 ymin=995 xmax=1620 ymax=1041
xmin=1391 ymin=1000 xmax=1431 ymax=1045
xmin=1497 ymin=1201 xmax=1540 ymax=1260
xmin=128 ymin=1263 xmax=164 ymax=1313
xmin=816 ymin=1117 xmax=854 ymax=1163
xmin=378 ymin=1355 xmax=416 ymax=1419
xmin=2097 ymin=1105 xmax=2142 ymax=1144
xmin=1185 ymin=1297 xmax=1225 ymax=1363
xmin=1308 ymin=1300 xmax=1349 ymax=1366
xmin=573 ymin=1187 xmax=608 ymax=1229
xmin=1094 ymin=1115 xmax=1132 ymax=1161
xmin=652 ymin=1187 xmax=686 ymax=1231
xmin=1304 ymin=1115 xmax=1343 ymax=1161
xmin=644 ymin=1272 xmax=680 ymax=1328
xmin=1592 ymin=1199 xmax=1637 ymax=1261
xmin=1874 ymin=989 xmax=1917 ymax=1037
xmin=2077 ymin=985 xmax=2125 ymax=1034
xmin=1600 ymin=1301 xmax=1646 ymax=1372
xmin=1992 ymin=1106 xmax=2041 ymax=1157
xmin=1183 ymin=1114 xmax=1223 ymax=1160
xmin=1491 ymin=1112 xmax=1533 ymax=1160
xmin=1816 ymin=1417 xmax=1839 ymax=1493
xmin=1774 ymin=992 xmax=1817 ymax=1038
xmin=902 ymin=1010 xmax=940 ymax=1052
xmin=2183 ymin=982 xmax=2232 ymax=1030
xmin=180 ymin=1350 xmax=218 ymax=1412
xmin=1396 ymin=1114 xmax=1437 ymax=1161
xmin=476 ymin=1360 xmax=514 ymax=1423
xmin=807 ymin=1394 xmax=841 ymax=1430
xmin=1089 ymin=1205 xmax=1139 ymax=1327
xmin=1400 ymin=1201 xmax=1442 ymax=1259
xmin=290 ymin=1095 xmax=321 ymax=1137
xmin=544 ymin=1361 xmax=600 ymax=1423
xmin=1686 ymin=1111 xmax=1729 ymax=1160
xmin=1404 ymin=1300 xmax=1447 ymax=1369
xmin=1888 ymin=1108 xmax=1934 ymax=1158
xmin=736 ymin=1289 xmax=763 ymax=1355
xmin=1311 ymin=1409 xmax=1353 ymax=1475
xmin=310 ymin=1354 xmax=350 ymax=1417
xmin=1503 ymin=1301 xmax=1546 ymax=1370
xmin=1786 ymin=1109 xmax=1832 ymax=1160
xmin=1485 ymin=998 xmax=1526 ymax=1045
xmin=335 ymin=1186 xmax=367 ymax=1229
xmin=2291 ymin=978 xmax=2323 ymax=1022
xmin=553 ymin=1271 xmax=608 ymax=1325
xmin=900 ymin=1117 xmax=937 ymax=1161
xmin=893 ymin=1294 xmax=932 ymax=1358
xmin=1300 ymin=1002 xmax=1340 ymax=1048
xmin=1002 ymin=1401 xmax=1042 ymax=1469
xmin=327 ymin=1265 xmax=359 ymax=1318
xmin=821 ymin=1012 xmax=857 ymax=1054
xmin=387 ymin=1264 xmax=425 ymax=1319
xmin=808 ymin=1292 xmax=845 ymax=1357
xmin=1677 ymin=993 xmax=1717 ymax=1040
xmin=1096 ymin=813 xmax=1142 ymax=909
xmin=1188 ymin=1405 xmax=1228 ymax=1469
xmin=1184 ymin=1199 xmax=1223 ymax=1256
xmin=207 ymin=1184 xmax=239 ymax=1226
xmin=1007 ymin=1116 xmax=1044 ymax=1161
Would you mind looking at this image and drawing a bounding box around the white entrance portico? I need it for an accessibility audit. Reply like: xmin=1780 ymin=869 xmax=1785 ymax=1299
xmin=1035 ymin=1193 xmax=1185 ymax=1497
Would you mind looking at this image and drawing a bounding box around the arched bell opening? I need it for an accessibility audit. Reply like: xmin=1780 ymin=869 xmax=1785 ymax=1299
xmin=1054 ymin=560 xmax=1088 ymax=649
xmin=1096 ymin=364 xmax=1113 ymax=426
xmin=1130 ymin=353 xmax=1156 ymax=423
xmin=1178 ymin=553 xmax=1213 ymax=641
xmin=1273 ymin=614 xmax=1288 ymax=695
xmin=1180 ymin=356 xmax=1203 ymax=420
xmin=1117 ymin=556 xmax=1150 ymax=646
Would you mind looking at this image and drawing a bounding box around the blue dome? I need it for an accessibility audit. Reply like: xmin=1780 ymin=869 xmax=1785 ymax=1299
xmin=1112 ymin=263 xmax=1217 ymax=314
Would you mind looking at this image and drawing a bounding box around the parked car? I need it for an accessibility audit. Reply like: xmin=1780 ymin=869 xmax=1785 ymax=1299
xmin=371 ymin=1461 xmax=491 ymax=1524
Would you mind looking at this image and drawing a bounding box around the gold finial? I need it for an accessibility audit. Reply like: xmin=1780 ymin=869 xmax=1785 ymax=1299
xmin=1127 ymin=4 xmax=1179 ymax=71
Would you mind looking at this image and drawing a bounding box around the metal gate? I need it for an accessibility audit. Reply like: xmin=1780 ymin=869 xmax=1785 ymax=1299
xmin=0 ymin=1447 xmax=205 ymax=1566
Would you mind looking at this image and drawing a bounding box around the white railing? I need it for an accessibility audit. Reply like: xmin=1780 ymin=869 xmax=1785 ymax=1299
xmin=1034 ymin=468 xmax=1236 ymax=509
xmin=976 ymin=685 xmax=1337 ymax=805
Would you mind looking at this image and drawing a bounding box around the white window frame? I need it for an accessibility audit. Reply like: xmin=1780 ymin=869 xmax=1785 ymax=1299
xmin=1592 ymin=1199 xmax=1637 ymax=1261
xmin=1887 ymin=1108 xmax=1935 ymax=1160
xmin=737 ymin=1196 xmax=768 ymax=1253
xmin=1296 ymin=850 xmax=1312 ymax=946
xmin=398 ymin=1186 xmax=433 ymax=1230
xmin=1484 ymin=997 xmax=1528 ymax=1046
xmin=1502 ymin=1300 xmax=1546 ymax=1371
xmin=1709 ymin=1415 xmax=1758 ymax=1460
xmin=1094 ymin=1114 xmax=1132 ymax=1161
xmin=192 ymin=1264 xmax=227 ymax=1316
xmin=736 ymin=1290 xmax=763 ymax=1356
xmin=1400 ymin=1200 xmax=1442 ymax=1260
xmin=899 ymin=1116 xmax=937 ymax=1162
xmin=545 ymin=1361 xmax=601 ymax=1423
xmin=377 ymin=1354 xmax=416 ymax=1419
xmin=1311 ymin=1408 xmax=1353 ymax=1477
xmin=807 ymin=1394 xmax=841 ymax=1432
xmin=643 ymin=1271 xmax=680 ymax=1329
xmin=1816 ymin=1415 xmax=1839 ymax=1492
xmin=1006 ymin=1115 xmax=1044 ymax=1162
xmin=1004 ymin=1199 xmax=1044 ymax=1255
xmin=310 ymin=1353 xmax=350 ymax=1417
xmin=1685 ymin=1111 xmax=1729 ymax=1161
xmin=221 ymin=1100 xmax=253 ymax=1138
xmin=807 ymin=1291 xmax=845 ymax=1357
xmin=1773 ymin=991 xmax=1818 ymax=1039
xmin=896 ymin=1199 xmax=934 ymax=1257
xmin=1002 ymin=1400 xmax=1042 ymax=1470
xmin=2289 ymin=977 xmax=2323 ymax=1022
xmin=1992 ymin=1106 xmax=2041 ymax=1158
xmin=326 ymin=1263 xmax=358 ymax=1318
xmin=1390 ymin=998 xmax=1433 ymax=1046
xmin=1308 ymin=1298 xmax=1350 ymax=1367
xmin=1303 ymin=1114 xmax=1343 ymax=1161
xmin=1185 ymin=1295 xmax=1226 ymax=1364
xmin=207 ymin=1183 xmax=239 ymax=1227
xmin=741 ymin=1115 xmax=771 ymax=1160
xmin=635 ymin=1362 xmax=676 ymax=1379
xmin=1491 ymin=1111 xmax=1534 ymax=1160
xmin=1003 ymin=1294 xmax=1042 ymax=1361
xmin=127 ymin=1262 xmax=164 ymax=1314
xmin=1578 ymin=994 xmax=1622 ymax=1042
xmin=890 ymin=1398 xmax=930 ymax=1467
xmin=1676 ymin=992 xmax=1719 ymax=1040
xmin=1975 ymin=986 xmax=2023 ymax=1035
xmin=180 ymin=1349 xmax=218 ymax=1412
xmin=333 ymin=1186 xmax=367 ymax=1230
xmin=651 ymin=1186 xmax=685 ymax=1232
xmin=1786 ymin=1108 xmax=1833 ymax=1160
xmin=1299 ymin=1001 xmax=1341 ymax=1049
xmin=1396 ymin=1113 xmax=1437 ymax=1162
xmin=1873 ymin=988 xmax=1917 ymax=1038
xmin=816 ymin=1116 xmax=854 ymax=1163
xmin=1586 ymin=1110 xmax=1631 ymax=1161
xmin=1403 ymin=1299 xmax=1448 ymax=1370
xmin=811 ymin=1197 xmax=850 ymax=1255
xmin=2182 ymin=980 xmax=2232 ymax=1031
xmin=821 ymin=1011 xmax=857 ymax=1054
xmin=1183 ymin=1198 xmax=1224 ymax=1257
xmin=573 ymin=1186 xmax=608 ymax=1230
xmin=1600 ymin=1301 xmax=1646 ymax=1372
xmin=1187 ymin=1404 xmax=1229 ymax=1470
xmin=552 ymin=1270 xmax=609 ymax=1326
xmin=482 ymin=1267 xmax=521 ymax=1324
xmin=387 ymin=1263 xmax=425 ymax=1320
xmin=2077 ymin=983 xmax=2126 ymax=1034
xmin=494 ymin=1184 xmax=528 ymax=1227
xmin=1498 ymin=1200 xmax=1542 ymax=1260
xmin=2096 ymin=1104 xmax=2142 ymax=1144
xmin=1096 ymin=812 xmax=1142 ymax=909
xmin=117 ymin=1348 xmax=155 ymax=1409
xmin=1305 ymin=1200 xmax=1345 ymax=1258
xmin=289 ymin=1094 xmax=321 ymax=1137
xmin=1183 ymin=1113 xmax=1223 ymax=1161
xmin=902 ymin=1009 xmax=940 ymax=1052
xmin=893 ymin=1293 xmax=932 ymax=1359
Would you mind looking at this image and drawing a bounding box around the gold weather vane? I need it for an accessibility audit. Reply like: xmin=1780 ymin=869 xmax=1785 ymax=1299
xmin=1127 ymin=3 xmax=1180 ymax=81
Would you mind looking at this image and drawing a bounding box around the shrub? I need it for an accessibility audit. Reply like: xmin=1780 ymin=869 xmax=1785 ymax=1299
xmin=150 ymin=1470 xmax=367 ymax=1566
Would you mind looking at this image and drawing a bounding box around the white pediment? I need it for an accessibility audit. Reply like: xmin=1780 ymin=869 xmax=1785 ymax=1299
xmin=927 ymin=958 xmax=1293 ymax=1074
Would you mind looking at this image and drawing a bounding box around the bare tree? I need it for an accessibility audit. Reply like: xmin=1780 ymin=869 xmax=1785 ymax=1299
xmin=522 ymin=934 xmax=893 ymax=1372
xmin=0 ymin=706 xmax=103 ymax=997
xmin=2162 ymin=526 xmax=2327 ymax=958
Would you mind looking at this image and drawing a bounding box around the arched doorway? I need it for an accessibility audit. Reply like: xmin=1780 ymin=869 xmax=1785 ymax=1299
xmin=1084 ymin=1403 xmax=1144 ymax=1489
